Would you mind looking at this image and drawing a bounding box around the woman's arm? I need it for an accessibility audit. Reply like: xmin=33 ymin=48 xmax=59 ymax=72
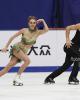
xmin=66 ymin=23 xmax=80 ymax=48
xmin=37 ymin=19 xmax=49 ymax=35
xmin=1 ymin=28 xmax=25 ymax=52
xmin=42 ymin=19 xmax=49 ymax=32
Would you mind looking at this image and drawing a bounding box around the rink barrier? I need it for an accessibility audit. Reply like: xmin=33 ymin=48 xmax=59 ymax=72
xmin=0 ymin=66 xmax=80 ymax=72
xmin=0 ymin=29 xmax=79 ymax=73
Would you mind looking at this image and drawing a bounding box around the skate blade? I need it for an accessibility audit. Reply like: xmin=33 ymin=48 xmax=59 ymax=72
xmin=13 ymin=83 xmax=23 ymax=86
xmin=13 ymin=81 xmax=23 ymax=86
xmin=44 ymin=81 xmax=55 ymax=85
xmin=68 ymin=82 xmax=79 ymax=85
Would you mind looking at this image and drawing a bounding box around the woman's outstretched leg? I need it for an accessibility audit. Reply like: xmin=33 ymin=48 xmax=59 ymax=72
xmin=0 ymin=56 xmax=18 ymax=77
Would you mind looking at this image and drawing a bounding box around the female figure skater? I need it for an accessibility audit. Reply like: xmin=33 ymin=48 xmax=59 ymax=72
xmin=44 ymin=23 xmax=80 ymax=85
xmin=0 ymin=16 xmax=49 ymax=86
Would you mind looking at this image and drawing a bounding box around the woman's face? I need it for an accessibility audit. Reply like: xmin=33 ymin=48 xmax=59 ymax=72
xmin=28 ymin=19 xmax=37 ymax=30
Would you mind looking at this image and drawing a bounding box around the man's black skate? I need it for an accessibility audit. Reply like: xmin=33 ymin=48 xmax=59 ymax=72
xmin=13 ymin=80 xmax=23 ymax=86
xmin=44 ymin=77 xmax=55 ymax=84
xmin=68 ymin=78 xmax=79 ymax=85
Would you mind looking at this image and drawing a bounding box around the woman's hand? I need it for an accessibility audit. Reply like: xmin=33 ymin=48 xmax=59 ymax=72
xmin=37 ymin=19 xmax=44 ymax=24
xmin=1 ymin=47 xmax=8 ymax=53
xmin=37 ymin=19 xmax=49 ymax=34
xmin=66 ymin=39 xmax=72 ymax=48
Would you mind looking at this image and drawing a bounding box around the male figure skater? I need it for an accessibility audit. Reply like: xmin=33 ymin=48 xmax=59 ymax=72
xmin=44 ymin=24 xmax=80 ymax=85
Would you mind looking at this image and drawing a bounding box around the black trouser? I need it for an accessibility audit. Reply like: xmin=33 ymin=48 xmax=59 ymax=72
xmin=69 ymin=61 xmax=79 ymax=80
xmin=47 ymin=44 xmax=80 ymax=80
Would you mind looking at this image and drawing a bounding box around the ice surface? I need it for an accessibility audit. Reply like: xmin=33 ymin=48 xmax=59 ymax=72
xmin=0 ymin=72 xmax=80 ymax=100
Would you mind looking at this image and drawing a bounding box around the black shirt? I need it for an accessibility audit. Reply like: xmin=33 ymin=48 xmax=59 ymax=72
xmin=71 ymin=30 xmax=80 ymax=47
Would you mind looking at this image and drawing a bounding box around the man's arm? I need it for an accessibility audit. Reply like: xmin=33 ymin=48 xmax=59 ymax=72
xmin=66 ymin=24 xmax=80 ymax=48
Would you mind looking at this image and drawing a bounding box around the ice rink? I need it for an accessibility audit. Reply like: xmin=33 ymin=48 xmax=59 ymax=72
xmin=0 ymin=72 xmax=80 ymax=100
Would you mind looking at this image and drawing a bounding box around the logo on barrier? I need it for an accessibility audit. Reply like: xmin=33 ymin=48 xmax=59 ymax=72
xmin=28 ymin=45 xmax=51 ymax=56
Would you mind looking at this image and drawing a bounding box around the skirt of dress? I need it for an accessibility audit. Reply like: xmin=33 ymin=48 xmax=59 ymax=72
xmin=9 ymin=42 xmax=29 ymax=63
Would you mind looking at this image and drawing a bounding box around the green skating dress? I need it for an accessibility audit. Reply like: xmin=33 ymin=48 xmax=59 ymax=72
xmin=9 ymin=31 xmax=36 ymax=63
